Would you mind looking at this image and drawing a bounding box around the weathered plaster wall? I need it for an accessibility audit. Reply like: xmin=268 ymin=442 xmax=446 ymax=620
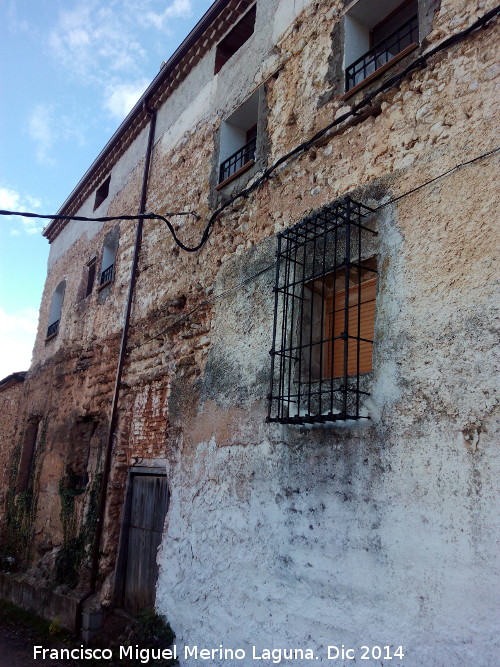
xmin=1 ymin=0 xmax=498 ymax=661
xmin=153 ymin=161 xmax=499 ymax=666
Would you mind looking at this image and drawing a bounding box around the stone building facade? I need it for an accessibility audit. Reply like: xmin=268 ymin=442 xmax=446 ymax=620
xmin=0 ymin=0 xmax=499 ymax=664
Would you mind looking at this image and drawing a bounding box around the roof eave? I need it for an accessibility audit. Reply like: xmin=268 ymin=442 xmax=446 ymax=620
xmin=43 ymin=0 xmax=237 ymax=242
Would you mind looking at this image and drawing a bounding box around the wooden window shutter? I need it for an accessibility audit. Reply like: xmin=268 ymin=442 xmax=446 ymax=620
xmin=324 ymin=277 xmax=376 ymax=378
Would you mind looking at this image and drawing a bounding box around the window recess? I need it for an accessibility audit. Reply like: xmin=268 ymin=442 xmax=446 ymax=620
xmin=267 ymin=198 xmax=378 ymax=425
xmin=99 ymin=239 xmax=117 ymax=287
xmin=215 ymin=4 xmax=256 ymax=74
xmin=93 ymin=175 xmax=111 ymax=211
xmin=217 ymin=91 xmax=258 ymax=187
xmin=46 ymin=279 xmax=66 ymax=339
xmin=344 ymin=0 xmax=419 ymax=93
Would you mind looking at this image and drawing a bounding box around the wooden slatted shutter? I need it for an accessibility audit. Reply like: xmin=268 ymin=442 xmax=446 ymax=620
xmin=324 ymin=277 xmax=376 ymax=378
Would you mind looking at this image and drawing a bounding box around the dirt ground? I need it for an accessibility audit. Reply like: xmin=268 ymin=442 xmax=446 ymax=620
xmin=0 ymin=620 xmax=75 ymax=666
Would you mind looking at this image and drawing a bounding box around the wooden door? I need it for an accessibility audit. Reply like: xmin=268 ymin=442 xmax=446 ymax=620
xmin=123 ymin=474 xmax=168 ymax=614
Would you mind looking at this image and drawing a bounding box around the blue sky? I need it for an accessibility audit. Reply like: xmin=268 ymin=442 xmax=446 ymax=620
xmin=0 ymin=0 xmax=214 ymax=378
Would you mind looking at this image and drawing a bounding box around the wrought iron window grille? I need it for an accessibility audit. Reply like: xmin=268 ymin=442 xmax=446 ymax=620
xmin=47 ymin=319 xmax=60 ymax=338
xmin=345 ymin=14 xmax=419 ymax=91
xmin=219 ymin=136 xmax=257 ymax=183
xmin=267 ymin=197 xmax=378 ymax=425
xmin=100 ymin=263 xmax=114 ymax=286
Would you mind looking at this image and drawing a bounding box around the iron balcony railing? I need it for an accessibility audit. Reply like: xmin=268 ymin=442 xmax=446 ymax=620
xmin=219 ymin=136 xmax=257 ymax=183
xmin=100 ymin=263 xmax=114 ymax=285
xmin=47 ymin=319 xmax=60 ymax=338
xmin=345 ymin=14 xmax=419 ymax=91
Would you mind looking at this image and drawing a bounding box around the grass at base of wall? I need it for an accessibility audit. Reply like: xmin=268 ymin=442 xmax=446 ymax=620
xmin=0 ymin=598 xmax=55 ymax=635
xmin=0 ymin=600 xmax=178 ymax=666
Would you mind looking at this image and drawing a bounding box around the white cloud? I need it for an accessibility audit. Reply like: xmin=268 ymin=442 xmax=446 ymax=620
xmin=27 ymin=104 xmax=87 ymax=165
xmin=5 ymin=0 xmax=30 ymax=34
xmin=0 ymin=186 xmax=44 ymax=235
xmin=0 ymin=307 xmax=39 ymax=379
xmin=141 ymin=0 xmax=192 ymax=30
xmin=48 ymin=1 xmax=147 ymax=83
xmin=28 ymin=104 xmax=56 ymax=165
xmin=103 ymin=80 xmax=150 ymax=120
xmin=40 ymin=0 xmax=201 ymax=133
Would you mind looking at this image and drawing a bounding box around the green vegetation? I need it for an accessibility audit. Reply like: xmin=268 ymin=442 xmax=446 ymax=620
xmin=55 ymin=472 xmax=102 ymax=588
xmin=122 ymin=608 xmax=177 ymax=666
xmin=1 ymin=419 xmax=47 ymax=570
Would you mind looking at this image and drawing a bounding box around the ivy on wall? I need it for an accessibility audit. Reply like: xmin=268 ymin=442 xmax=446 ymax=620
xmin=55 ymin=472 xmax=102 ymax=588
xmin=1 ymin=418 xmax=47 ymax=570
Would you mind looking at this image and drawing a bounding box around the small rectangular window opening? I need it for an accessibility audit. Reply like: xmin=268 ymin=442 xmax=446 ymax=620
xmin=94 ymin=176 xmax=111 ymax=211
xmin=215 ymin=4 xmax=256 ymax=74
xmin=267 ymin=198 xmax=378 ymax=425
xmin=86 ymin=258 xmax=97 ymax=297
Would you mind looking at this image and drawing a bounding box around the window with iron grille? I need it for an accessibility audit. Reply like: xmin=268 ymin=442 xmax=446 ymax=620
xmin=267 ymin=198 xmax=378 ymax=425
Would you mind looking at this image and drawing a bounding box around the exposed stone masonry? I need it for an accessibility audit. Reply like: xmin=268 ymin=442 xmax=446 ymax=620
xmin=0 ymin=0 xmax=498 ymax=663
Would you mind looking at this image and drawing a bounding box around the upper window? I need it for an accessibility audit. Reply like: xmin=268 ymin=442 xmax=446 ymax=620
xmin=100 ymin=238 xmax=117 ymax=287
xmin=218 ymin=91 xmax=258 ymax=187
xmin=47 ymin=279 xmax=66 ymax=339
xmin=93 ymin=175 xmax=111 ymax=211
xmin=215 ymin=4 xmax=256 ymax=74
xmin=267 ymin=198 xmax=378 ymax=425
xmin=344 ymin=0 xmax=419 ymax=92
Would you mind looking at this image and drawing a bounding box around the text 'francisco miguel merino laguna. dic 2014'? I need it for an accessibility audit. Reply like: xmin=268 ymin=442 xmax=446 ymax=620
xmin=34 ymin=644 xmax=406 ymax=663
xmin=33 ymin=645 xmax=316 ymax=663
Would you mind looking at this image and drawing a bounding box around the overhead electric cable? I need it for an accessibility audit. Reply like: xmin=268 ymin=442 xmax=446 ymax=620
xmin=1 ymin=5 xmax=498 ymax=253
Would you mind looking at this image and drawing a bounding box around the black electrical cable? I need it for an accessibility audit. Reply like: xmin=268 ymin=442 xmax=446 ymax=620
xmin=129 ymin=143 xmax=499 ymax=351
xmin=181 ymin=4 xmax=500 ymax=251
xmin=0 ymin=210 xmax=199 ymax=223
xmin=1 ymin=5 xmax=499 ymax=252
xmin=2 ymin=146 xmax=497 ymax=253
xmin=373 ymin=146 xmax=500 ymax=211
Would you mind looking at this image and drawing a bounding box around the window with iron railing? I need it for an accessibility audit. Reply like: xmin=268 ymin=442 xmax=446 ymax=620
xmin=99 ymin=232 xmax=118 ymax=289
xmin=100 ymin=263 xmax=114 ymax=286
xmin=346 ymin=14 xmax=418 ymax=90
xmin=344 ymin=0 xmax=419 ymax=93
xmin=219 ymin=135 xmax=257 ymax=183
xmin=47 ymin=319 xmax=60 ymax=339
xmin=46 ymin=279 xmax=65 ymax=339
xmin=218 ymin=92 xmax=259 ymax=188
xmin=267 ymin=198 xmax=378 ymax=425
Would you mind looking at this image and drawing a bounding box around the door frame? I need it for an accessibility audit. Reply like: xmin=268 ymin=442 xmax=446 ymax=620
xmin=113 ymin=466 xmax=168 ymax=610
